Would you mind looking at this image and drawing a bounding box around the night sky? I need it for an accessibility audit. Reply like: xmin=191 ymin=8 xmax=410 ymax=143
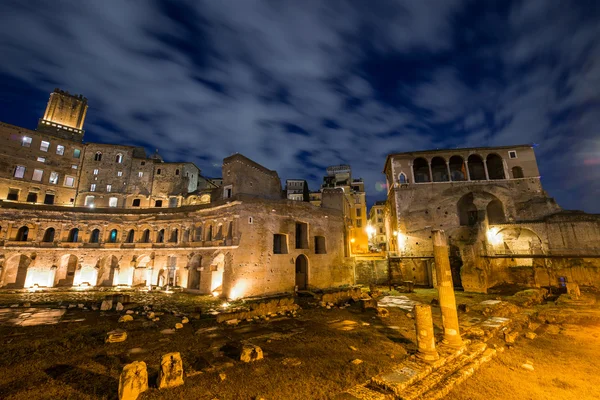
xmin=0 ymin=1 xmax=598 ymax=212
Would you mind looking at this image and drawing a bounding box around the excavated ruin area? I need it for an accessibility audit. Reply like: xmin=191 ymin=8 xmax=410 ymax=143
xmin=0 ymin=287 xmax=597 ymax=400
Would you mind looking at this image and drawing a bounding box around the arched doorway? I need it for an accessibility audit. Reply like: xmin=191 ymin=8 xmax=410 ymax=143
xmin=55 ymin=255 xmax=78 ymax=287
xmin=295 ymin=254 xmax=308 ymax=290
xmin=2 ymin=255 xmax=31 ymax=288
xmin=156 ymin=269 xmax=166 ymax=287
xmin=132 ymin=256 xmax=151 ymax=286
xmin=210 ymin=254 xmax=225 ymax=293
xmin=457 ymin=193 xmax=479 ymax=226
xmin=96 ymin=256 xmax=118 ymax=287
xmin=187 ymin=254 xmax=202 ymax=290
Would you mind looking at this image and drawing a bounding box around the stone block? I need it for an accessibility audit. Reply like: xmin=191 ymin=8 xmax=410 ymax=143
xmin=100 ymin=299 xmax=113 ymax=311
xmin=106 ymin=330 xmax=127 ymax=343
xmin=118 ymin=361 xmax=148 ymax=400
xmin=157 ymin=352 xmax=184 ymax=390
xmin=240 ymin=344 xmax=263 ymax=363
xmin=119 ymin=315 xmax=133 ymax=323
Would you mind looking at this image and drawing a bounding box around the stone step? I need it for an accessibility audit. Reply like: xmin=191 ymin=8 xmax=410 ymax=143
xmin=399 ymin=342 xmax=488 ymax=400
xmin=370 ymin=343 xmax=469 ymax=397
xmin=420 ymin=347 xmax=497 ymax=400
xmin=333 ymin=384 xmax=394 ymax=400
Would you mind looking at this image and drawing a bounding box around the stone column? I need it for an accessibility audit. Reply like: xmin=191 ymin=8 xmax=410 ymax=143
xmin=483 ymin=160 xmax=490 ymax=180
xmin=428 ymin=161 xmax=433 ymax=183
xmin=409 ymin=162 xmax=415 ymax=184
xmin=464 ymin=160 xmax=471 ymax=181
xmin=432 ymin=229 xmax=464 ymax=348
xmin=446 ymin=161 xmax=452 ymax=182
xmin=414 ymin=304 xmax=439 ymax=361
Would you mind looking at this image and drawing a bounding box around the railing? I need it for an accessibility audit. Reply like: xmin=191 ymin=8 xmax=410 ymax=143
xmin=482 ymin=247 xmax=600 ymax=258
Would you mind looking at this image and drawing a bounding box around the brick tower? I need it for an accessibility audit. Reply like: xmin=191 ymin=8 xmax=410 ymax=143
xmin=37 ymin=88 xmax=88 ymax=141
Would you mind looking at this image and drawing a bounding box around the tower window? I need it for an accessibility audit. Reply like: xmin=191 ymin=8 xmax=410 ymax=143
xmin=40 ymin=141 xmax=50 ymax=152
xmin=116 ymin=153 xmax=123 ymax=163
xmin=64 ymin=175 xmax=75 ymax=187
xmin=109 ymin=197 xmax=118 ymax=207
xmin=73 ymin=149 xmax=81 ymax=158
xmin=132 ymin=198 xmax=141 ymax=207
xmin=157 ymin=168 xmax=161 ymax=175
xmin=90 ymin=184 xmax=96 ymax=192
xmin=94 ymin=152 xmax=102 ymax=161
xmin=117 ymin=171 xmax=123 ymax=177
xmin=508 ymin=150 xmax=517 ymax=159
xmin=93 ymin=169 xmax=99 ymax=175
xmin=138 ymin=171 xmax=143 ymax=178
xmin=37 ymin=157 xmax=46 ymax=163
xmin=106 ymin=184 xmax=112 ymax=192
xmin=175 ymin=169 xmax=180 ymax=176
xmin=56 ymin=145 xmax=65 ymax=155
xmin=22 ymin=136 xmax=32 ymax=147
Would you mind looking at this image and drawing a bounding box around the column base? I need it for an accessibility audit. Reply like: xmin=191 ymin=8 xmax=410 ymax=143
xmin=416 ymin=351 xmax=440 ymax=362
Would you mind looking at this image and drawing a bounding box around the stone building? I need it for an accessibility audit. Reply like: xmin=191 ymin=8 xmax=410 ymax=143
xmin=0 ymin=89 xmax=353 ymax=298
xmin=368 ymin=201 xmax=387 ymax=251
xmin=383 ymin=145 xmax=600 ymax=292
xmin=285 ymin=179 xmax=309 ymax=202
xmin=0 ymin=154 xmax=351 ymax=297
xmin=321 ymin=165 xmax=368 ymax=254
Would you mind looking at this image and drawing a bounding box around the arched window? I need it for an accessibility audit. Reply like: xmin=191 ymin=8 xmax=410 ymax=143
xmin=43 ymin=227 xmax=55 ymax=242
xmin=157 ymin=168 xmax=161 ymax=175
xmin=157 ymin=229 xmax=165 ymax=243
xmin=183 ymin=229 xmax=190 ymax=242
xmin=170 ymin=228 xmax=179 ymax=243
xmin=227 ymin=222 xmax=233 ymax=239
xmin=67 ymin=228 xmax=79 ymax=242
xmin=175 ymin=169 xmax=180 ymax=176
xmin=398 ymin=173 xmax=407 ymax=184
xmin=413 ymin=157 xmax=431 ymax=183
xmin=487 ymin=199 xmax=506 ymax=224
xmin=486 ymin=154 xmax=505 ymax=180
xmin=457 ymin=193 xmax=478 ymax=226
xmin=512 ymin=166 xmax=524 ymax=179
xmin=16 ymin=226 xmax=29 ymax=241
xmin=431 ymin=156 xmax=449 ymax=182
xmin=89 ymin=229 xmax=100 ymax=243
xmin=142 ymin=229 xmax=150 ymax=243
xmin=94 ymin=152 xmax=102 ymax=161
xmin=215 ymin=224 xmax=223 ymax=240
xmin=109 ymin=229 xmax=118 ymax=243
xmin=115 ymin=153 xmax=123 ymax=163
xmin=194 ymin=226 xmax=203 ymax=242
xmin=126 ymin=229 xmax=135 ymax=243
xmin=449 ymin=155 xmax=466 ymax=181
xmin=467 ymin=154 xmax=486 ymax=180
xmin=206 ymin=225 xmax=213 ymax=241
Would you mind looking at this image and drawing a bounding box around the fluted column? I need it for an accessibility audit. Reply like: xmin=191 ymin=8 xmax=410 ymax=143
xmin=432 ymin=229 xmax=464 ymax=349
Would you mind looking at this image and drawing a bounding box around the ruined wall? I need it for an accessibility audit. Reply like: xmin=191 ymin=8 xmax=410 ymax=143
xmin=0 ymin=194 xmax=351 ymax=299
xmin=222 ymin=154 xmax=282 ymax=201
xmin=354 ymin=257 xmax=389 ymax=285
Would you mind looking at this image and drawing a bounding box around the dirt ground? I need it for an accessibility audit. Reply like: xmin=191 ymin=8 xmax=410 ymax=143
xmin=448 ymin=323 xmax=600 ymax=400
xmin=0 ymin=288 xmax=597 ymax=400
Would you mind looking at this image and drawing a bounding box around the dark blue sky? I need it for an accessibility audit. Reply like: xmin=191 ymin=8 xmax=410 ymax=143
xmin=0 ymin=0 xmax=599 ymax=212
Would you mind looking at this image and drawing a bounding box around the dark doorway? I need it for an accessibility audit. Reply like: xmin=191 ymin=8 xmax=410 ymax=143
xmin=449 ymin=244 xmax=463 ymax=289
xmin=295 ymin=254 xmax=308 ymax=290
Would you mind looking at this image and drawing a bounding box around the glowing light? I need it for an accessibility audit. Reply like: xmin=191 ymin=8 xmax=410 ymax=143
xmin=228 ymin=280 xmax=248 ymax=300
xmin=366 ymin=225 xmax=376 ymax=237
xmin=487 ymin=228 xmax=503 ymax=245
xmin=212 ymin=291 xmax=219 ymax=297
xmin=221 ymin=302 xmax=230 ymax=308
xmin=395 ymin=231 xmax=407 ymax=249
xmin=350 ymin=238 xmax=356 ymax=243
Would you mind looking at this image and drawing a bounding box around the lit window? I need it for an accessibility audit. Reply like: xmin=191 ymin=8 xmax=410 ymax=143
xmin=64 ymin=175 xmax=75 ymax=187
xmin=56 ymin=145 xmax=65 ymax=155
xmin=32 ymin=169 xmax=43 ymax=181
xmin=90 ymin=184 xmax=96 ymax=191
xmin=138 ymin=171 xmax=143 ymax=178
xmin=116 ymin=153 xmax=123 ymax=163
xmin=117 ymin=171 xmax=123 ymax=177
xmin=37 ymin=157 xmax=46 ymax=163
xmin=93 ymin=169 xmax=99 ymax=175
xmin=71 ymin=165 xmax=78 ymax=169
xmin=73 ymin=149 xmax=81 ymax=158
xmin=85 ymin=195 xmax=95 ymax=206
xmin=49 ymin=172 xmax=59 ymax=184
xmin=40 ymin=141 xmax=50 ymax=152
xmin=508 ymin=150 xmax=517 ymax=159
xmin=109 ymin=197 xmax=118 ymax=207
xmin=14 ymin=165 xmax=26 ymax=178
xmin=106 ymin=184 xmax=112 ymax=192
xmin=94 ymin=152 xmax=102 ymax=161
xmin=22 ymin=136 xmax=32 ymax=147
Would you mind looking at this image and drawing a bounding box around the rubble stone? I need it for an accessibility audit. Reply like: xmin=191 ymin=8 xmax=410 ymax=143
xmin=106 ymin=330 xmax=127 ymax=343
xmin=157 ymin=352 xmax=184 ymax=390
xmin=240 ymin=344 xmax=264 ymax=363
xmin=118 ymin=361 xmax=148 ymax=400
xmin=119 ymin=315 xmax=133 ymax=323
